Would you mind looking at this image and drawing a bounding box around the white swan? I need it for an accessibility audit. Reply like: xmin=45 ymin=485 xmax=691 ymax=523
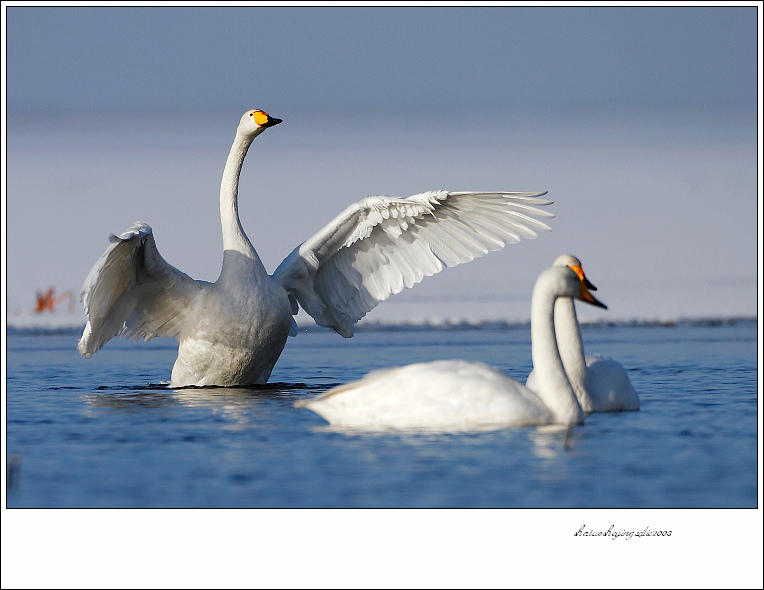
xmin=295 ymin=261 xmax=606 ymax=429
xmin=526 ymin=254 xmax=639 ymax=412
xmin=78 ymin=109 xmax=555 ymax=387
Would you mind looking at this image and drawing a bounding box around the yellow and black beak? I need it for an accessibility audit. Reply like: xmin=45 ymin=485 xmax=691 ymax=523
xmin=261 ymin=114 xmax=282 ymax=128
xmin=578 ymin=282 xmax=607 ymax=309
xmin=252 ymin=110 xmax=283 ymax=129
xmin=570 ymin=264 xmax=607 ymax=309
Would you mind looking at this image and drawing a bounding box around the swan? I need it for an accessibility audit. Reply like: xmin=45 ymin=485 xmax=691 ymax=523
xmin=295 ymin=260 xmax=606 ymax=429
xmin=78 ymin=109 xmax=555 ymax=387
xmin=526 ymin=254 xmax=639 ymax=412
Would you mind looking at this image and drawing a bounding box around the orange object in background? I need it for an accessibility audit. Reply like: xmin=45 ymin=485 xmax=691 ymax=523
xmin=34 ymin=287 xmax=74 ymax=314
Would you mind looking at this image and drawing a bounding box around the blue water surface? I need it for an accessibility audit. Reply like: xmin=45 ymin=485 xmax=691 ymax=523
xmin=4 ymin=321 xmax=759 ymax=508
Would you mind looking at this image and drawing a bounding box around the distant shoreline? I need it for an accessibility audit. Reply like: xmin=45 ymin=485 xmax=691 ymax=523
xmin=6 ymin=315 xmax=757 ymax=337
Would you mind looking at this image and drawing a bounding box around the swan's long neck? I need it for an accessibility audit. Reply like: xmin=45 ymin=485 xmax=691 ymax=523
xmin=530 ymin=277 xmax=584 ymax=425
xmin=219 ymin=130 xmax=266 ymax=271
xmin=554 ymin=298 xmax=594 ymax=412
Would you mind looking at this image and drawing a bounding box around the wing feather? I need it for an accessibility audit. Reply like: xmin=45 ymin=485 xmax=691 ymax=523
xmin=273 ymin=190 xmax=553 ymax=337
xmin=78 ymin=222 xmax=203 ymax=357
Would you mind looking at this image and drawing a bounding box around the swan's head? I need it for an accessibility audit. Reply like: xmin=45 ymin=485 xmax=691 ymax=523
xmin=552 ymin=253 xmax=600 ymax=295
xmin=543 ymin=258 xmax=607 ymax=309
xmin=553 ymin=254 xmax=582 ymax=269
xmin=238 ymin=109 xmax=282 ymax=137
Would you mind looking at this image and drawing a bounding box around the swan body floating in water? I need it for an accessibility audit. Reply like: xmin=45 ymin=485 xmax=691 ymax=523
xmin=526 ymin=255 xmax=639 ymax=412
xmin=78 ymin=109 xmax=555 ymax=387
xmin=296 ymin=260 xmax=606 ymax=429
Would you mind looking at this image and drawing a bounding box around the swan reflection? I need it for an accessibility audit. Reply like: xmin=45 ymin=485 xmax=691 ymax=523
xmin=530 ymin=425 xmax=576 ymax=459
xmin=307 ymin=418 xmax=579 ymax=460
xmin=84 ymin=382 xmax=323 ymax=430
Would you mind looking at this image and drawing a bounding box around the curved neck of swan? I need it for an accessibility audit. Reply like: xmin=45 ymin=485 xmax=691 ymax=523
xmin=219 ymin=130 xmax=265 ymax=269
xmin=554 ymin=298 xmax=594 ymax=411
xmin=530 ymin=279 xmax=584 ymax=425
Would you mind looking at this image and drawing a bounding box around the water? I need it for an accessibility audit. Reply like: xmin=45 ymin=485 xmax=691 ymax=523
xmin=5 ymin=320 xmax=758 ymax=508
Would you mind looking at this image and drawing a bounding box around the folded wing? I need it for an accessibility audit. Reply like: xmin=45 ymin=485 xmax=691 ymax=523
xmin=78 ymin=222 xmax=205 ymax=357
xmin=273 ymin=190 xmax=553 ymax=337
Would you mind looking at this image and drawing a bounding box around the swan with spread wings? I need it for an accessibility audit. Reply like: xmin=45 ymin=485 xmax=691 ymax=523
xmin=78 ymin=110 xmax=554 ymax=387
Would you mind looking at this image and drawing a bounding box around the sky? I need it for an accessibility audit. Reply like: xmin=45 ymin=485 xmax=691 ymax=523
xmin=2 ymin=3 xmax=761 ymax=327
xmin=4 ymin=5 xmax=758 ymax=111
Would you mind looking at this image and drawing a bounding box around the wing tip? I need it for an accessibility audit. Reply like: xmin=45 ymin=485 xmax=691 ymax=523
xmin=77 ymin=327 xmax=95 ymax=359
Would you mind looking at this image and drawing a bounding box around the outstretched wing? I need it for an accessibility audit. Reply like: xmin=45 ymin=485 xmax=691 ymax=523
xmin=78 ymin=222 xmax=205 ymax=357
xmin=273 ymin=190 xmax=553 ymax=337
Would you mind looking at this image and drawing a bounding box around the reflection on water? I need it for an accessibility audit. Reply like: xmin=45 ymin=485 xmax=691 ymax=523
xmin=305 ymin=416 xmax=578 ymax=463
xmin=84 ymin=381 xmax=315 ymax=405
xmin=308 ymin=422 xmax=528 ymax=435
xmin=84 ymin=382 xmax=329 ymax=430
xmin=530 ymin=425 xmax=575 ymax=459
xmin=84 ymin=386 xmax=178 ymax=410
xmin=306 ymin=420 xmax=576 ymax=453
